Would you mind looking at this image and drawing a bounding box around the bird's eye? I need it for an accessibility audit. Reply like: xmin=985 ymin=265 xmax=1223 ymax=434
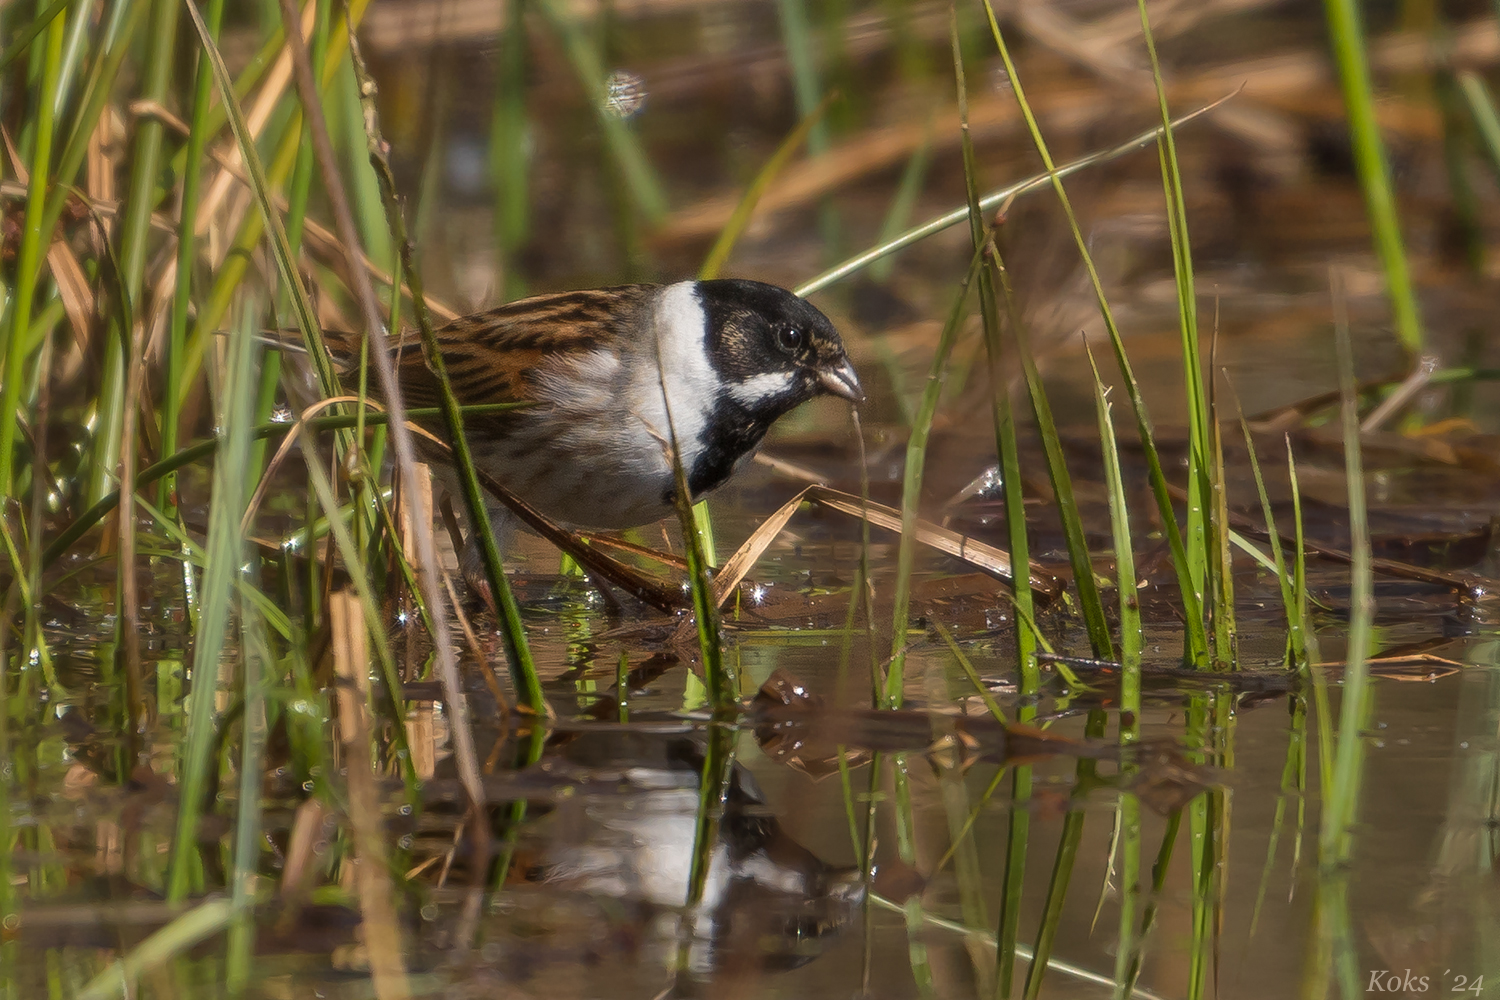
xmin=776 ymin=326 xmax=804 ymax=354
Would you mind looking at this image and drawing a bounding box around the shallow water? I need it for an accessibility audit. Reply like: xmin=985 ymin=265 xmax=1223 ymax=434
xmin=9 ymin=1 xmax=1500 ymax=997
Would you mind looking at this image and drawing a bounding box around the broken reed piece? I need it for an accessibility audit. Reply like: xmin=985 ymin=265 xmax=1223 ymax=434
xmin=329 ymin=589 xmax=412 ymax=996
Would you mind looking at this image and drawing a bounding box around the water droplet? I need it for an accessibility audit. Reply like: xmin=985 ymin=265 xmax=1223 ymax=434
xmin=603 ymin=70 xmax=647 ymax=120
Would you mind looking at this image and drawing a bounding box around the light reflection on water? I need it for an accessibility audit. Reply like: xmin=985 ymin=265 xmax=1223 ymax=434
xmin=9 ymin=0 xmax=1500 ymax=996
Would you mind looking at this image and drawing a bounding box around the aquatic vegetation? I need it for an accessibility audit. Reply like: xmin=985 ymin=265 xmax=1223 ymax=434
xmin=0 ymin=3 xmax=1497 ymax=999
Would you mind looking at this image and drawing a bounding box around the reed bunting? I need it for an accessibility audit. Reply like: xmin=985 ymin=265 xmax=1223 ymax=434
xmin=321 ymin=279 xmax=862 ymax=591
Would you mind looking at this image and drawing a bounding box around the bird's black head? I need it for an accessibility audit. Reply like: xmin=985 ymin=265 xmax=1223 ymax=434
xmin=696 ymin=279 xmax=862 ymax=422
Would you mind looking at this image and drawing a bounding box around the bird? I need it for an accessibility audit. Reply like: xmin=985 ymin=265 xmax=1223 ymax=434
xmin=316 ymin=278 xmax=863 ymax=596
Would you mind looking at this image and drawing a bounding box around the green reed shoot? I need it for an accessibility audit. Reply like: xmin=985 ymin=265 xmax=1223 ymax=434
xmin=776 ymin=0 xmax=840 ymax=255
xmin=1136 ymin=0 xmax=1227 ymax=665
xmin=163 ymin=0 xmax=226 ymax=514
xmin=1288 ymin=441 xmax=1321 ymax=669
xmin=672 ymin=463 xmax=730 ymax=707
xmin=796 ymin=100 xmax=1226 ymax=298
xmin=0 ymin=5 xmax=64 ymax=501
xmin=1320 ymin=279 xmax=1375 ymax=870
xmin=1459 ymin=70 xmax=1500 ymax=186
xmin=996 ymin=642 xmax=1038 ymax=991
xmin=1206 ymin=349 xmax=1236 ymax=666
xmin=893 ymin=757 xmax=939 ymax=997
xmin=492 ymin=0 xmax=530 ymax=301
xmin=343 ymin=19 xmax=544 ymax=713
xmin=1088 ymin=347 xmax=1142 ymax=704
xmin=980 ymin=0 xmax=1208 ymax=668
xmin=1111 ymin=792 xmax=1142 ymax=1000
xmin=1117 ymin=810 xmax=1181 ymax=994
xmin=870 ymin=121 xmax=935 ymax=285
xmin=167 ymin=306 xmax=258 ymax=903
xmin=1324 ymin=0 xmax=1425 ymax=353
xmin=1251 ymin=692 xmax=1309 ymax=937
xmin=76 ymin=898 xmax=239 ymax=1000
xmin=1187 ymin=756 xmax=1224 ymax=1000
xmin=683 ymin=724 xmax=736 ymax=924
xmin=1025 ymin=711 xmax=1111 ymax=1000
xmin=886 ymin=248 xmax=984 ymax=708
xmin=226 ymin=606 xmax=272 ymax=989
xmin=1237 ymin=412 xmax=1306 ymax=665
xmin=951 ymin=10 xmax=1039 ymax=671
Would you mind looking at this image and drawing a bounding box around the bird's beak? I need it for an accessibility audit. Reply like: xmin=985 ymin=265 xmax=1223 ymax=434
xmin=818 ymin=358 xmax=864 ymax=403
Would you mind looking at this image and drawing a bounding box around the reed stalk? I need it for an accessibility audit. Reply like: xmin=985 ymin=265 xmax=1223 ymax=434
xmin=0 ymin=7 xmax=64 ymax=500
xmin=979 ymin=0 xmax=1208 ymax=666
xmin=341 ymin=18 xmax=544 ymax=714
xmin=161 ymin=0 xmax=226 ymax=514
xmin=885 ymin=247 xmax=984 ymax=707
xmin=166 ymin=304 xmax=256 ymax=903
xmin=951 ymin=10 xmax=1039 ymax=672
xmin=1324 ymin=0 xmax=1425 ymax=353
xmin=1319 ymin=274 xmax=1375 ymax=868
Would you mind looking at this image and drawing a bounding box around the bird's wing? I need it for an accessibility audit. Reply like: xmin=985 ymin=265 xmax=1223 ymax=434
xmin=326 ymin=285 xmax=657 ymax=411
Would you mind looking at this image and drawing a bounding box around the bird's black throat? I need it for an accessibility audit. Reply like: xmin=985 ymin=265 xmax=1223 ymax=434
xmin=671 ymin=398 xmax=775 ymax=504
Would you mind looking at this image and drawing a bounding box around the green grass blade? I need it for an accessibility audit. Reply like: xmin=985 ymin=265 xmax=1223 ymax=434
xmin=978 ymin=0 xmax=1207 ymax=667
xmin=0 ymin=0 xmax=69 ymax=75
xmin=161 ymin=0 xmax=227 ymax=513
xmin=0 ymin=7 xmax=65 ymax=499
xmin=683 ymin=725 xmax=735 ymax=913
xmin=76 ymin=898 xmax=238 ymax=1000
xmin=795 ymin=97 xmax=1226 ymax=298
xmin=775 ymin=0 xmax=839 ymax=254
xmin=1086 ymin=347 xmax=1141 ymax=713
xmin=1287 ymin=440 xmax=1321 ymax=669
xmin=669 ymin=445 xmax=729 ymax=707
xmin=870 ymin=118 xmax=934 ymax=284
xmin=1024 ymin=711 xmax=1109 ymax=999
xmin=165 ymin=306 xmax=257 ymax=903
xmin=1119 ymin=809 xmax=1181 ymax=994
xmin=1011 ymin=299 xmax=1113 ymax=660
xmin=1459 ymin=70 xmax=1500 ymax=185
xmin=490 ymin=0 xmax=529 ymax=300
xmin=1236 ymin=412 xmax=1304 ymax=664
xmin=1323 ymin=0 xmax=1424 ymax=353
xmin=532 ymin=0 xmax=667 ymax=223
xmin=340 ymin=21 xmax=544 ymax=712
xmin=1319 ymin=275 xmax=1375 ymax=869
xmin=893 ymin=757 xmax=938 ymax=998
xmin=951 ymin=8 xmax=1038 ymax=672
xmin=1136 ymin=2 xmax=1218 ymax=662
xmin=1112 ymin=793 xmax=1142 ymax=999
xmin=886 ymin=246 xmax=985 ymax=708
xmin=225 ymin=608 xmax=271 ymax=990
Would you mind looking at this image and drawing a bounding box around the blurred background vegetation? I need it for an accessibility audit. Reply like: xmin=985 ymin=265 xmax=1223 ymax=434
xmin=3 ymin=1 xmax=1500 ymax=998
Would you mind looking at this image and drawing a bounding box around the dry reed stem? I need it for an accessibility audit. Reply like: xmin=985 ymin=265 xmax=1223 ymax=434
xmin=196 ymin=0 xmax=317 ymax=238
xmin=329 ymin=589 xmax=411 ymax=1000
xmin=277 ymin=0 xmax=497 ymax=882
xmin=656 ymin=15 xmax=1499 ymax=244
xmin=279 ymin=798 xmax=332 ymax=906
xmin=131 ymin=98 xmax=460 ymax=323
